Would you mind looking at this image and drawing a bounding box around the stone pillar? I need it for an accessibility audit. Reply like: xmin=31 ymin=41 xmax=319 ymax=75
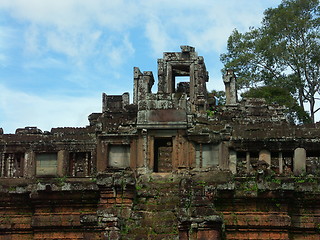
xmin=97 ymin=140 xmax=107 ymax=173
xmin=122 ymin=92 xmax=129 ymax=107
xmin=180 ymin=136 xmax=188 ymax=169
xmin=136 ymin=136 xmax=144 ymax=168
xmin=166 ymin=64 xmax=173 ymax=93
xmin=259 ymin=150 xmax=271 ymax=167
xmin=147 ymin=135 xmax=154 ymax=171
xmin=24 ymin=150 xmax=35 ymax=178
xmin=102 ymin=93 xmax=108 ymax=112
xmin=219 ymin=142 xmax=229 ymax=170
xmin=223 ymin=69 xmax=237 ymax=105
xmin=130 ymin=140 xmax=137 ymax=169
xmin=137 ymin=129 xmax=149 ymax=174
xmin=246 ymin=152 xmax=250 ymax=173
xmin=229 ymin=150 xmax=237 ymax=174
xmin=189 ymin=62 xmax=195 ymax=98
xmin=279 ymin=152 xmax=283 ymax=174
xmin=157 ymin=59 xmax=165 ymax=93
xmin=188 ymin=142 xmax=196 ymax=168
xmin=293 ymin=148 xmax=306 ymax=175
xmin=143 ymin=71 xmax=154 ymax=93
xmin=57 ymin=150 xmax=68 ymax=177
xmin=133 ymin=67 xmax=142 ymax=104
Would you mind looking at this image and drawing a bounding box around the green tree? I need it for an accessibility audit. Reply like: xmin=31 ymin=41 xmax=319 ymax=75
xmin=242 ymin=86 xmax=311 ymax=124
xmin=221 ymin=0 xmax=320 ymax=123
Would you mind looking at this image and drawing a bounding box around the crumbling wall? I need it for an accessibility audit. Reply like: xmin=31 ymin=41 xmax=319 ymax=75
xmin=1 ymin=170 xmax=320 ymax=239
xmin=1 ymin=46 xmax=320 ymax=239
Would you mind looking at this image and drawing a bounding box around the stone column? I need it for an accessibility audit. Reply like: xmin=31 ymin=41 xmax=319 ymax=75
xmin=293 ymin=148 xmax=306 ymax=175
xmin=57 ymin=150 xmax=68 ymax=177
xmin=188 ymin=142 xmax=196 ymax=168
xmin=147 ymin=135 xmax=154 ymax=171
xmin=246 ymin=152 xmax=250 ymax=173
xmin=166 ymin=64 xmax=173 ymax=93
xmin=219 ymin=142 xmax=229 ymax=170
xmin=137 ymin=129 xmax=149 ymax=174
xmin=223 ymin=69 xmax=237 ymax=105
xmin=24 ymin=150 xmax=36 ymax=178
xmin=122 ymin=92 xmax=129 ymax=107
xmin=229 ymin=150 xmax=237 ymax=174
xmin=130 ymin=140 xmax=137 ymax=169
xmin=279 ymin=152 xmax=283 ymax=174
xmin=136 ymin=136 xmax=144 ymax=168
xmin=97 ymin=140 xmax=108 ymax=173
xmin=133 ymin=67 xmax=142 ymax=104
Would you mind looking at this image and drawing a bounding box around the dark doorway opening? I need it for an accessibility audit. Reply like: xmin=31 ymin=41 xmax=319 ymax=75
xmin=154 ymin=138 xmax=173 ymax=172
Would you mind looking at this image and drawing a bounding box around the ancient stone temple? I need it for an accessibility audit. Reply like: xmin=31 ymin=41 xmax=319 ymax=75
xmin=1 ymin=46 xmax=320 ymax=240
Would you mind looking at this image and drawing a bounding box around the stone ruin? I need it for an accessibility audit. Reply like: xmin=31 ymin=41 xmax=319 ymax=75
xmin=1 ymin=46 xmax=320 ymax=239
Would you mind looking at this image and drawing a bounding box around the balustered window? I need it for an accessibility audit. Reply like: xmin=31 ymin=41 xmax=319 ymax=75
xmin=0 ymin=153 xmax=24 ymax=177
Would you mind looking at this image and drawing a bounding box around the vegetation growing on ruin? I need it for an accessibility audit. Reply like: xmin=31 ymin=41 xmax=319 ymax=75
xmin=221 ymin=0 xmax=320 ymax=122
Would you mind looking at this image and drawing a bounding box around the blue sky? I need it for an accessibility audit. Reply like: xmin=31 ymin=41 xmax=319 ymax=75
xmin=0 ymin=0 xmax=284 ymax=133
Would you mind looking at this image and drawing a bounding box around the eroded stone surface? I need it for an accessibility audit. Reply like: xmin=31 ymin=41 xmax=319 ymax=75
xmin=1 ymin=46 xmax=320 ymax=239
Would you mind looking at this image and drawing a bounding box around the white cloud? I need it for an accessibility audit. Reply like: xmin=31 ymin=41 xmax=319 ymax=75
xmin=0 ymin=0 xmax=139 ymax=70
xmin=0 ymin=84 xmax=101 ymax=134
xmin=46 ymin=31 xmax=78 ymax=58
xmin=139 ymin=0 xmax=282 ymax=55
xmin=0 ymin=25 xmax=17 ymax=66
xmin=105 ymin=34 xmax=135 ymax=68
xmin=0 ymin=0 xmax=283 ymax=69
xmin=145 ymin=17 xmax=173 ymax=56
xmin=1 ymin=0 xmax=91 ymax=29
xmin=23 ymin=57 xmax=65 ymax=70
xmin=24 ymin=25 xmax=43 ymax=56
xmin=0 ymin=0 xmax=139 ymax=30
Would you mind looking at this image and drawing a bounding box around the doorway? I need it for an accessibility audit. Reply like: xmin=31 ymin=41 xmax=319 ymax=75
xmin=154 ymin=138 xmax=173 ymax=172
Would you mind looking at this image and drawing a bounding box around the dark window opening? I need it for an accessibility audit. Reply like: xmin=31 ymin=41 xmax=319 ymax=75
xmin=282 ymin=151 xmax=293 ymax=174
xmin=236 ymin=151 xmax=247 ymax=174
xmin=249 ymin=152 xmax=259 ymax=171
xmin=0 ymin=153 xmax=24 ymax=177
xmin=306 ymin=151 xmax=320 ymax=175
xmin=154 ymin=138 xmax=173 ymax=173
xmin=69 ymin=152 xmax=91 ymax=177
xmin=271 ymin=152 xmax=280 ymax=174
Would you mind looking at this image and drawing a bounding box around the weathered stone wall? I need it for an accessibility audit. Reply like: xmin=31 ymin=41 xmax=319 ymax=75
xmin=1 ymin=46 xmax=320 ymax=239
xmin=1 ymin=170 xmax=320 ymax=239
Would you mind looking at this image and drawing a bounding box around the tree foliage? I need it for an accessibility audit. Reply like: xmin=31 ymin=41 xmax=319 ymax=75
xmin=221 ymin=0 xmax=320 ymax=123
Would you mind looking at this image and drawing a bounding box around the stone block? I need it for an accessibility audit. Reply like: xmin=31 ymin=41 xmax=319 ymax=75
xmin=137 ymin=111 xmax=147 ymax=123
xmin=157 ymin=93 xmax=172 ymax=101
xmin=138 ymin=100 xmax=147 ymax=110
xmin=229 ymin=150 xmax=237 ymax=174
xmin=108 ymin=145 xmax=130 ymax=168
xmin=259 ymin=149 xmax=271 ymax=167
xmin=294 ymin=148 xmax=306 ymax=175
xmin=148 ymin=109 xmax=187 ymax=123
xmin=145 ymin=93 xmax=156 ymax=100
xmin=148 ymin=100 xmax=157 ymax=109
xmin=157 ymin=100 xmax=172 ymax=109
